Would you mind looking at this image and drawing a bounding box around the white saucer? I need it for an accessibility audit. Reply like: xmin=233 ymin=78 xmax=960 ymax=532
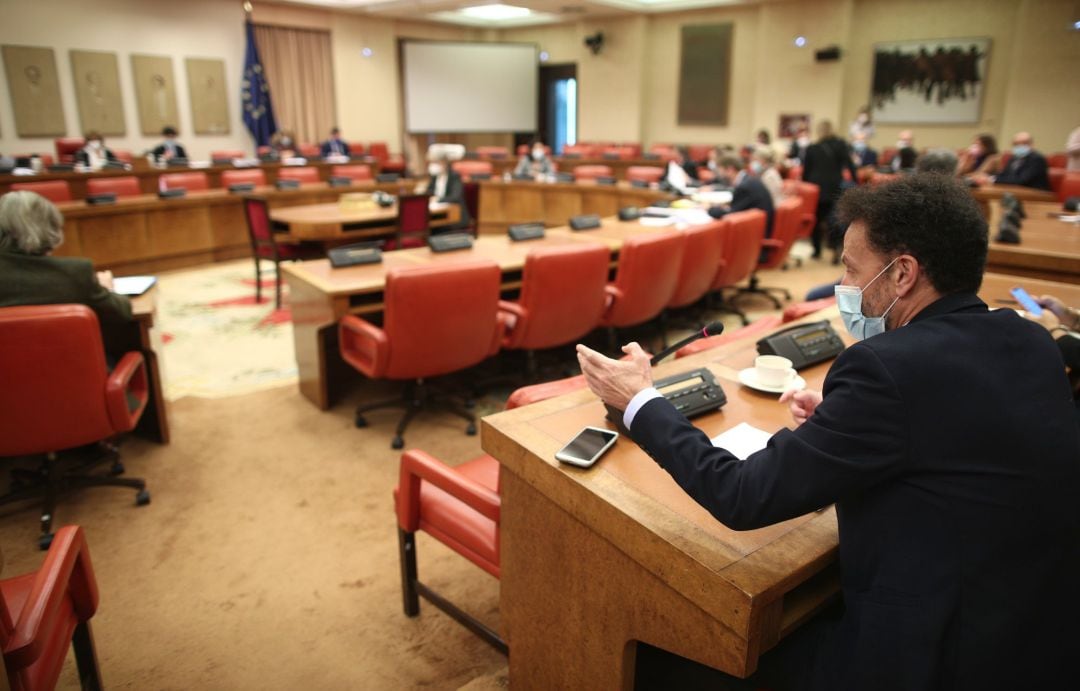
xmin=738 ymin=368 xmax=807 ymax=394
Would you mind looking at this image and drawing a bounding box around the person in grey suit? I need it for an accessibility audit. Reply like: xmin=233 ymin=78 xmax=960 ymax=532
xmin=706 ymin=155 xmax=776 ymax=237
xmin=574 ymin=175 xmax=1080 ymax=690
xmin=0 ymin=191 xmax=132 ymax=358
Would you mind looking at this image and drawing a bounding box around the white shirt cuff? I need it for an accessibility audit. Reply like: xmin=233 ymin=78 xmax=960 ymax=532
xmin=623 ymin=387 xmax=662 ymax=430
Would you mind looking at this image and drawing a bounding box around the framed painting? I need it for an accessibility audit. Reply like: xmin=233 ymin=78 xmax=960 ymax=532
xmin=70 ymin=50 xmax=125 ymax=136
xmin=870 ymin=38 xmax=991 ymax=124
xmin=678 ymin=23 xmax=733 ymax=126
xmin=2 ymin=45 xmax=66 ymax=137
xmin=778 ymin=114 xmax=811 ymax=139
xmin=186 ymin=57 xmax=230 ymax=135
xmin=131 ymin=54 xmax=179 ymax=135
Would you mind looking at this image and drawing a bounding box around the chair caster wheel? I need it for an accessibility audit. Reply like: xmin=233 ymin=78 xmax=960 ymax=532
xmin=38 ymin=533 xmax=53 ymax=551
xmin=354 ymin=414 xmax=368 ymax=428
xmin=136 ymin=489 xmax=151 ymax=506
xmin=466 ymin=422 xmax=477 ymax=436
xmin=110 ymin=460 xmax=125 ymax=476
xmin=391 ymin=436 xmax=405 ymax=450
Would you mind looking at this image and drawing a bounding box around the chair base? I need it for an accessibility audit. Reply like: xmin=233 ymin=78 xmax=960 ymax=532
xmin=730 ymin=274 xmax=791 ymax=310
xmin=354 ymin=379 xmax=476 ymax=450
xmin=399 ymin=529 xmax=508 ymax=655
xmin=0 ymin=446 xmax=150 ymax=549
xmin=706 ymin=291 xmax=750 ymax=326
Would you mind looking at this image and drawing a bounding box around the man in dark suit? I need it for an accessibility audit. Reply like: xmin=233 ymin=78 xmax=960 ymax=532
xmin=424 ymin=153 xmax=471 ymax=230
xmin=849 ymin=132 xmax=878 ymax=168
xmin=990 ymin=131 xmax=1051 ymax=190
xmin=575 ymin=175 xmax=1080 ymax=690
xmin=151 ymin=126 xmax=188 ymax=162
xmin=0 ymin=190 xmax=132 ymax=358
xmin=320 ymin=127 xmax=351 ymax=158
xmin=706 ymin=155 xmax=775 ymax=237
xmin=804 ymin=120 xmax=857 ymax=261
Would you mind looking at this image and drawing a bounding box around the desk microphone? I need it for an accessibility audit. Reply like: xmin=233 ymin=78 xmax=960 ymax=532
xmin=649 ymin=321 xmax=725 ymax=366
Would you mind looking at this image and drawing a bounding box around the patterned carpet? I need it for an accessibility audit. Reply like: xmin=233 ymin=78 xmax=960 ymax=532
xmin=155 ymin=259 xmax=298 ymax=400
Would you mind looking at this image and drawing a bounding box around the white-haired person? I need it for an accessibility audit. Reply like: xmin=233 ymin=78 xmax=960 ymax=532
xmin=751 ymin=145 xmax=784 ymax=207
xmin=0 ymin=190 xmax=132 ymax=358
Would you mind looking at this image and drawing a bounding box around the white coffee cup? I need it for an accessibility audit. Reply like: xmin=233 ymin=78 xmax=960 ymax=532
xmin=755 ymin=355 xmax=796 ymax=388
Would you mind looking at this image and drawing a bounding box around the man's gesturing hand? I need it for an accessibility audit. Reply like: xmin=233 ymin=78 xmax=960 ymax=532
xmin=575 ymin=342 xmax=653 ymax=411
xmin=779 ymin=388 xmax=823 ymax=426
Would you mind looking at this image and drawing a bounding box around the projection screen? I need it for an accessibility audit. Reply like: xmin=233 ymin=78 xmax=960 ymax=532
xmin=402 ymin=41 xmax=537 ymax=133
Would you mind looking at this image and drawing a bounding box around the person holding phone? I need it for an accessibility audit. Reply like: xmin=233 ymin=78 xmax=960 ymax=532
xmin=1021 ymin=293 xmax=1080 ymax=412
xmin=575 ymin=175 xmax=1080 ymax=690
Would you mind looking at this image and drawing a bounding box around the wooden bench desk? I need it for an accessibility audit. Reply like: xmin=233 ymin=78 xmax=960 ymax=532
xmin=986 ymin=201 xmax=1080 ymax=283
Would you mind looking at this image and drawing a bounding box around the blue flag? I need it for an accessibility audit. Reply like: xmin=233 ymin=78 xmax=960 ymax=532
xmin=241 ymin=21 xmax=277 ymax=147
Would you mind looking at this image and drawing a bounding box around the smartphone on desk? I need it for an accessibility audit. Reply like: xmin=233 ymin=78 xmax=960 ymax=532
xmin=1010 ymin=286 xmax=1043 ymax=316
xmin=555 ymin=427 xmax=618 ymax=468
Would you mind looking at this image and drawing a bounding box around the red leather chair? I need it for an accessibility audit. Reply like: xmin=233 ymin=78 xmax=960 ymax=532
xmin=111 ymin=150 xmax=133 ymax=164
xmin=256 ymin=145 xmax=273 ymax=158
xmin=87 ymin=176 xmax=141 ymax=198
xmin=601 ymin=146 xmax=635 ymax=160
xmin=668 ymin=220 xmax=726 ymax=311
xmin=296 ymin=143 xmax=320 ymax=158
xmin=708 ymin=210 xmax=766 ymax=324
xmin=475 ymin=146 xmax=509 ymax=160
xmin=1047 ymin=153 xmax=1067 ymax=169
xmin=330 ymin=164 xmax=372 ymax=182
xmin=462 ymin=181 xmax=479 ymax=235
xmin=276 ymin=166 xmax=320 ymax=185
xmin=348 ymin=142 xmax=365 ymax=157
xmin=159 ymin=172 xmax=209 ymax=192
xmin=625 ymin=166 xmax=664 ymax=185
xmin=648 ymin=144 xmax=679 ymax=161
xmin=1060 ymin=173 xmax=1080 ymax=203
xmin=499 ymin=244 xmax=611 ymax=376
xmin=221 ymin=169 xmax=267 ymax=187
xmin=783 ymin=297 xmax=837 ymax=323
xmin=54 ymin=138 xmax=84 ymax=164
xmin=451 ymin=160 xmax=493 ymax=181
xmin=395 ymin=374 xmax=588 ymax=651
xmin=561 ymin=143 xmax=595 ymax=158
xmin=675 ymin=315 xmax=784 ymax=358
xmin=383 ymin=194 xmax=430 ymax=251
xmin=10 ymin=181 xmax=72 ymax=203
xmin=1048 ymin=168 xmax=1065 ymax=200
xmin=210 ymin=149 xmax=248 ymax=161
xmin=788 ymin=181 xmax=820 ymax=240
xmin=603 ymin=231 xmax=686 ymax=348
xmin=619 ymin=142 xmax=643 ymax=157
xmin=880 ymin=147 xmax=898 ymax=166
xmin=0 ymin=305 xmax=150 ymax=549
xmin=573 ymin=164 xmax=613 ymax=181
xmin=687 ymin=144 xmax=713 ymax=164
xmin=339 ymin=260 xmax=505 ymax=449
xmin=242 ymin=198 xmax=321 ymax=307
xmin=732 ymin=197 xmax=803 ymax=308
xmin=0 ymin=525 xmax=103 ymax=689
xmin=368 ymin=142 xmax=405 ymax=173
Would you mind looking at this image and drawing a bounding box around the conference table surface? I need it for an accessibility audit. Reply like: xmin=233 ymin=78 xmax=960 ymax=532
xmin=268 ymin=199 xmax=458 ymax=242
xmin=479 ymin=272 xmax=1078 ymax=687
xmin=987 ymin=201 xmax=1080 ymax=283
xmin=127 ymin=288 xmax=169 ymax=444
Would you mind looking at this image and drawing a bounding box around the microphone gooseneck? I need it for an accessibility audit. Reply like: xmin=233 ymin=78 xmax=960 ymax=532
xmin=649 ymin=321 xmax=725 ymax=367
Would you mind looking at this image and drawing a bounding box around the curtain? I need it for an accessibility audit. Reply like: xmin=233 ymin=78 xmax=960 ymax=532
xmin=253 ymin=24 xmax=335 ymax=146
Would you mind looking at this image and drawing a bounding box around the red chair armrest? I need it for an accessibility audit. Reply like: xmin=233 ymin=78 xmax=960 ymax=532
xmin=105 ymin=352 xmax=147 ymax=431
xmin=339 ymin=315 xmax=390 ymax=377
xmin=761 ymin=238 xmax=783 ymax=249
xmin=490 ymin=312 xmax=509 ymax=357
xmin=4 ymin=526 xmax=98 ymax=669
xmin=397 ymin=450 xmax=501 ymax=532
xmin=603 ymin=284 xmax=624 ymax=319
xmin=497 ymin=300 xmax=527 ymax=348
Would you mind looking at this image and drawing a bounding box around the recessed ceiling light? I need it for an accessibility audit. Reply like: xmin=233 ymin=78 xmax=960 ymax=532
xmin=539 ymin=50 xmax=550 ymax=62
xmin=794 ymin=36 xmax=807 ymax=48
xmin=361 ymin=47 xmax=373 ymax=58
xmin=459 ymin=4 xmax=532 ymax=20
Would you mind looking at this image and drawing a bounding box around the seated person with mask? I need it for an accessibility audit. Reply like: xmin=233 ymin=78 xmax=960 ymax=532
xmin=751 ymin=146 xmax=784 ymax=207
xmin=0 ymin=191 xmax=133 ymax=360
xmin=152 ymin=126 xmax=187 ymax=162
xmin=424 ymin=147 xmax=471 ymax=231
xmin=575 ymin=174 xmax=1080 ymax=690
xmin=320 ymin=127 xmax=350 ymax=158
xmin=890 ymin=130 xmax=917 ymax=171
xmin=75 ymin=131 xmax=118 ymax=170
xmin=974 ymin=131 xmax=1051 ymax=190
xmin=514 ymin=140 xmax=555 ymax=179
xmin=707 ymin=155 xmax=775 ymax=237
xmin=850 ymin=132 xmax=878 ymax=182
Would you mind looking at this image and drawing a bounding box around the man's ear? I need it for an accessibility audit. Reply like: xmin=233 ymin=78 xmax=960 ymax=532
xmin=894 ymin=254 xmax=920 ymax=298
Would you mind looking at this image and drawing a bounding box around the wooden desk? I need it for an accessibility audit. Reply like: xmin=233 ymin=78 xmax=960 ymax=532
xmin=971 ymin=184 xmax=1056 ymax=218
xmin=979 ymin=272 xmax=1080 ymax=307
xmin=269 ymin=200 xmax=459 ymax=242
xmin=128 ymin=289 xmax=169 ymax=444
xmin=986 ymin=201 xmax=1080 ymax=283
xmin=282 ymin=218 xmax=659 ymax=409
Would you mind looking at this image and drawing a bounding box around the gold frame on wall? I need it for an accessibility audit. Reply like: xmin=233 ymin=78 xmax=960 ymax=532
xmin=131 ymin=54 xmax=180 ymax=135
xmin=70 ymin=50 xmax=126 ymax=136
xmin=2 ymin=44 xmax=66 ymax=137
xmin=185 ymin=57 xmax=230 ymax=135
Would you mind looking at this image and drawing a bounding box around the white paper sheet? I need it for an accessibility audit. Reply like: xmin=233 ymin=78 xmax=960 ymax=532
xmin=710 ymin=422 xmax=773 ymax=460
xmin=112 ymin=276 xmax=157 ymax=296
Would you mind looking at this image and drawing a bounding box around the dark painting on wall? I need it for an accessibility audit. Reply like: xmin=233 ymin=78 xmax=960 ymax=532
xmin=678 ymin=23 xmax=733 ymax=126
xmin=870 ymin=37 xmax=990 ymax=124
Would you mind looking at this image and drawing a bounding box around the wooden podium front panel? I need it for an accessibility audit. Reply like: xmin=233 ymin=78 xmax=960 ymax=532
xmin=70 ymin=213 xmax=151 ymax=266
xmin=146 ymin=206 xmax=214 ymax=257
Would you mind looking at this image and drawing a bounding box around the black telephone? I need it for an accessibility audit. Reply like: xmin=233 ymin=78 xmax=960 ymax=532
xmin=605 ymin=367 xmax=726 ymax=434
xmin=756 ymin=320 xmax=845 ymax=370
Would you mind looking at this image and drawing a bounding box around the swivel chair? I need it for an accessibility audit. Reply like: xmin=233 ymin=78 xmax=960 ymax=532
xmin=87 ymin=176 xmax=141 ymax=198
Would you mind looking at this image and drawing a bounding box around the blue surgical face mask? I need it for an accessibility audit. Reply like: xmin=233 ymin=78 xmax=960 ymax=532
xmin=1011 ymin=144 xmax=1031 ymax=158
xmin=834 ymin=257 xmax=900 ymax=341
xmin=750 ymin=160 xmax=764 ymax=174
xmin=853 ymin=141 xmax=867 ymax=152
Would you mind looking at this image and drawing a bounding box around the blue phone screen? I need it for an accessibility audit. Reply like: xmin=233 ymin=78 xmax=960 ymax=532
xmin=1010 ymin=287 xmax=1043 ymax=316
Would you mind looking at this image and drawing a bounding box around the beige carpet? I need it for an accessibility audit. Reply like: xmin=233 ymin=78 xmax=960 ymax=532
xmin=0 ymin=251 xmax=840 ymax=689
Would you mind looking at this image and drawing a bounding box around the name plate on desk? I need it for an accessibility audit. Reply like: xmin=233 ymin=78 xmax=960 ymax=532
xmin=595 ymin=176 xmax=617 ymax=186
xmin=158 ymin=188 xmax=186 ymax=199
xmin=375 ymin=173 xmax=401 ymax=183
xmin=328 ymin=176 xmax=353 ymax=188
xmin=328 ymin=242 xmax=383 ymax=268
xmin=166 ymin=158 xmax=190 ymax=167
xmin=227 ymin=183 xmax=256 ymax=194
xmin=275 ymin=179 xmax=301 ymax=190
xmin=86 ymin=192 xmax=117 ymax=205
xmin=508 ymin=222 xmax=546 ymax=241
xmin=47 ymin=164 xmax=75 ymax=172
xmin=428 ymin=232 xmax=474 ymax=252
xmin=555 ymin=172 xmax=575 ymax=183
xmin=570 ymin=214 xmax=602 ymax=231
xmin=618 ymin=207 xmax=641 ymax=221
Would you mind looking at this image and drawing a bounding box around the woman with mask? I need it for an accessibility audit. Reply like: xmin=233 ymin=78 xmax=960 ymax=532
xmin=957 ymin=133 xmax=1000 ymax=176
xmin=514 ymin=139 xmax=555 ymax=179
xmin=75 ymin=131 xmax=118 ymax=170
xmin=270 ymin=130 xmax=297 ymax=158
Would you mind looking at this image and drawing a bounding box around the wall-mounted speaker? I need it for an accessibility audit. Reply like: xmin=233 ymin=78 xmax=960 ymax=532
xmin=815 ymin=46 xmax=842 ymax=62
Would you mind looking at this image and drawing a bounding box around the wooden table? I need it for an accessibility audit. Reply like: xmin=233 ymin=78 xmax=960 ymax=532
xmin=479 ymin=273 xmax=1080 ymax=688
xmin=971 ymin=183 xmax=1057 ymax=218
xmin=269 ymin=200 xmax=459 ymax=242
xmin=986 ymin=201 xmax=1080 ymax=283
xmin=128 ymin=289 xmax=169 ymax=444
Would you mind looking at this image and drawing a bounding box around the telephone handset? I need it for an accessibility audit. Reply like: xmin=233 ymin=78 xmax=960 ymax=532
xmin=756 ymin=320 xmax=845 ymax=370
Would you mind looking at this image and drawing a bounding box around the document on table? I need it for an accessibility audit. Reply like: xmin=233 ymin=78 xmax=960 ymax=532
xmin=112 ymin=276 xmax=157 ymax=296
xmin=710 ymin=422 xmax=773 ymax=460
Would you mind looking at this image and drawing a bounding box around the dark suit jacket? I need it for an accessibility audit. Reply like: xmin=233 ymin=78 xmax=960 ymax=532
xmin=630 ymin=292 xmax=1080 ymax=689
xmin=851 ymin=147 xmax=878 ymax=168
xmin=151 ymin=142 xmax=188 ymax=160
xmin=320 ymin=139 xmax=351 ymax=157
xmin=425 ymin=169 xmax=471 ymax=228
xmin=0 ymin=251 xmax=134 ymax=358
xmin=803 ymin=137 xmax=857 ymax=203
xmin=995 ymin=151 xmax=1051 ymax=190
xmin=708 ymin=174 xmax=776 ymax=237
xmin=74 ymin=147 xmax=118 ymax=166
